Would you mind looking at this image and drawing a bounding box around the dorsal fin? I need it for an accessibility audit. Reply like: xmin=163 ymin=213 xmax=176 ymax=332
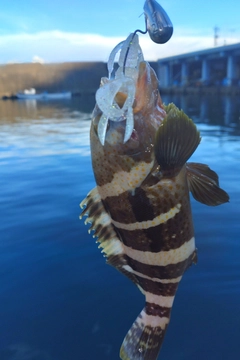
xmin=154 ymin=103 xmax=201 ymax=175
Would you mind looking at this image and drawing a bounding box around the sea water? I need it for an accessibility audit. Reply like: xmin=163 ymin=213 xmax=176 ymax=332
xmin=0 ymin=94 xmax=239 ymax=360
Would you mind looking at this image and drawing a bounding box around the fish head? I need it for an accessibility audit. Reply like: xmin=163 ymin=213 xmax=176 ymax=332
xmin=90 ymin=61 xmax=166 ymax=172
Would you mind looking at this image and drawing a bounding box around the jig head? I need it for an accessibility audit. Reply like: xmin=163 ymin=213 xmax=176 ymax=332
xmin=144 ymin=0 xmax=173 ymax=44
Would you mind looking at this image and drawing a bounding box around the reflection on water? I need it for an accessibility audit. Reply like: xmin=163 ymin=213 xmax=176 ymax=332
xmin=0 ymin=95 xmax=239 ymax=360
xmin=162 ymin=93 xmax=240 ymax=130
xmin=0 ymin=98 xmax=92 ymax=160
xmin=0 ymin=94 xmax=96 ymax=122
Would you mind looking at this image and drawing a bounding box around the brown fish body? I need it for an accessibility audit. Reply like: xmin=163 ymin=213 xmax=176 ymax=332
xmin=81 ymin=61 xmax=229 ymax=360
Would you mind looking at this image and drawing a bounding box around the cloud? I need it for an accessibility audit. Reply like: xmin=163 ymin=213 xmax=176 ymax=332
xmin=32 ymin=55 xmax=45 ymax=63
xmin=0 ymin=30 xmax=239 ymax=64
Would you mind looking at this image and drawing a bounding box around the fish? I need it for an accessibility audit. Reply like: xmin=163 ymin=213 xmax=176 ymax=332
xmin=80 ymin=33 xmax=229 ymax=360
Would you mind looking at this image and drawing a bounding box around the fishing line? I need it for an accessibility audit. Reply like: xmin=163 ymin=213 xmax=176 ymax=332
xmin=122 ymin=20 xmax=148 ymax=75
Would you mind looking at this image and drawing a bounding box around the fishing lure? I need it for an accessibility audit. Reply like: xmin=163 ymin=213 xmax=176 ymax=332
xmin=144 ymin=0 xmax=173 ymax=44
xmin=96 ymin=33 xmax=143 ymax=145
xmin=95 ymin=0 xmax=174 ymax=146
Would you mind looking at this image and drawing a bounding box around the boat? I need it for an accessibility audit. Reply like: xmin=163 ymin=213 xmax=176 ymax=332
xmin=16 ymin=88 xmax=72 ymax=100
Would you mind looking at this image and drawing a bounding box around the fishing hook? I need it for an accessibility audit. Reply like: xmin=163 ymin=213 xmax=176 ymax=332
xmin=123 ymin=0 xmax=173 ymax=74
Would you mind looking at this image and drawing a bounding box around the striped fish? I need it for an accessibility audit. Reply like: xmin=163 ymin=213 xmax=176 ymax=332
xmin=80 ymin=59 xmax=229 ymax=359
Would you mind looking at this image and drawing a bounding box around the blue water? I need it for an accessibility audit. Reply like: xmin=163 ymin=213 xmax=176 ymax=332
xmin=0 ymin=94 xmax=239 ymax=360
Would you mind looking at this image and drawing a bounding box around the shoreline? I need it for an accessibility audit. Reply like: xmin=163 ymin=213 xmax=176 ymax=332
xmin=2 ymin=86 xmax=240 ymax=100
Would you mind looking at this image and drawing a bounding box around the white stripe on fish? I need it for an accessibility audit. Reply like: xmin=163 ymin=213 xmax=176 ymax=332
xmin=122 ymin=265 xmax=182 ymax=284
xmin=98 ymin=160 xmax=154 ymax=200
xmin=111 ymin=203 xmax=181 ymax=230
xmin=137 ymin=310 xmax=169 ymax=329
xmin=122 ymin=237 xmax=195 ymax=266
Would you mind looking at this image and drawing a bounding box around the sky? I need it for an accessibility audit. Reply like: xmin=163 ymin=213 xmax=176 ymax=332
xmin=1 ymin=0 xmax=240 ymax=64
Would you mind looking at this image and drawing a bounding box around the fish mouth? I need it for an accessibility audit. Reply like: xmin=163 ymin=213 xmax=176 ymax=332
xmin=112 ymin=61 xmax=161 ymax=115
xmin=106 ymin=119 xmax=140 ymax=148
xmin=93 ymin=60 xmax=165 ymax=150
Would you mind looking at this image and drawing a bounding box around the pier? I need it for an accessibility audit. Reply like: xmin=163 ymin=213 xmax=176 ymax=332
xmin=157 ymin=42 xmax=240 ymax=93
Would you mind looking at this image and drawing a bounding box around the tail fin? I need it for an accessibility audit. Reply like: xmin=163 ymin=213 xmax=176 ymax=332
xmin=120 ymin=305 xmax=170 ymax=360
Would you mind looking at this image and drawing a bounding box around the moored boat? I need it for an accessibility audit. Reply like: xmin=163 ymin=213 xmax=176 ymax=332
xmin=16 ymin=88 xmax=72 ymax=100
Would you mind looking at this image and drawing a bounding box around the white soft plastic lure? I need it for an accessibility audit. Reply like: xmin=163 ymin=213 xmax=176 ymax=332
xmin=95 ymin=33 xmax=144 ymax=145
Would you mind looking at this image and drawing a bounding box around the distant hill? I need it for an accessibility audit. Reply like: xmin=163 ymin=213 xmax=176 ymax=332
xmin=0 ymin=61 xmax=158 ymax=97
xmin=0 ymin=62 xmax=107 ymax=96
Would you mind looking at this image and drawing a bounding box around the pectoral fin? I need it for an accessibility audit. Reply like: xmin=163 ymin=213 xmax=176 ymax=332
xmin=154 ymin=103 xmax=201 ymax=175
xmin=186 ymin=162 xmax=229 ymax=206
